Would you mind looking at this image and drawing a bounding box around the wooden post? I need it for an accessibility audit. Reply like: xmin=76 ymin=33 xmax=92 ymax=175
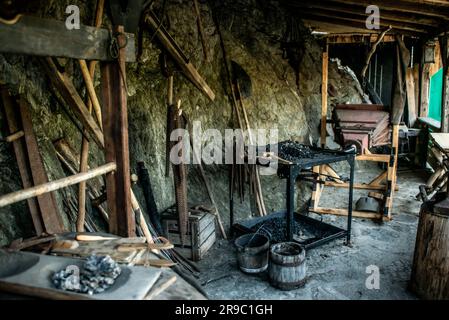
xmin=321 ymin=43 xmax=329 ymax=148
xmin=420 ymin=62 xmax=431 ymax=117
xmin=440 ymin=35 xmax=449 ymax=133
xmin=100 ymin=26 xmax=135 ymax=237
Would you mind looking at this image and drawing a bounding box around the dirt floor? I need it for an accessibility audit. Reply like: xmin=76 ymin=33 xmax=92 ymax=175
xmin=198 ymin=164 xmax=427 ymax=300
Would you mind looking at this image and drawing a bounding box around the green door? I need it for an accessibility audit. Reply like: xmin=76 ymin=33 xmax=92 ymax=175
xmin=429 ymin=68 xmax=443 ymax=122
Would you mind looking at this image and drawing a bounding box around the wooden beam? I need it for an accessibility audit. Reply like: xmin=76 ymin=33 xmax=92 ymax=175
xmin=1 ymin=89 xmax=44 ymax=234
xmin=42 ymin=58 xmax=105 ymax=148
xmin=295 ymin=0 xmax=449 ymax=19
xmin=0 ymin=163 xmax=116 ymax=209
xmin=100 ymin=26 xmax=135 ymax=237
xmin=321 ymin=44 xmax=328 ymax=148
xmin=19 ymin=98 xmax=65 ymax=234
xmin=406 ymin=68 xmax=418 ymax=127
xmin=311 ymin=207 xmax=384 ymax=220
xmin=289 ymin=1 xmax=444 ymax=27
xmin=0 ymin=15 xmax=135 ymax=62
xmin=297 ymin=10 xmax=431 ymax=34
xmin=144 ymin=11 xmax=215 ymax=101
xmin=441 ymin=35 xmax=449 ymax=133
xmin=327 ymin=34 xmax=396 ymax=44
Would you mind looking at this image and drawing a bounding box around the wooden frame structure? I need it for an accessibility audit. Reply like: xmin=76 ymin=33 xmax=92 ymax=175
xmin=0 ymin=15 xmax=137 ymax=237
xmin=309 ymin=39 xmax=400 ymax=221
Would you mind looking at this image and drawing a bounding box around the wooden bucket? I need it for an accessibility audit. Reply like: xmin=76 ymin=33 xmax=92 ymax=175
xmin=410 ymin=202 xmax=449 ymax=300
xmin=235 ymin=233 xmax=270 ymax=274
xmin=269 ymin=242 xmax=306 ymax=290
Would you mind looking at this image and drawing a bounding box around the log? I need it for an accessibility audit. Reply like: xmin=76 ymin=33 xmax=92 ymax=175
xmin=0 ymin=163 xmax=116 ymax=208
xmin=410 ymin=202 xmax=449 ymax=300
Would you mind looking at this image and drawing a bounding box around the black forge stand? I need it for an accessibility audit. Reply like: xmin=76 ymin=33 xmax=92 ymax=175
xmin=231 ymin=144 xmax=356 ymax=249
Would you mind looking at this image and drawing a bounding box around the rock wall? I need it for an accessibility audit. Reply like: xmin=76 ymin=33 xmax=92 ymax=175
xmin=0 ymin=0 xmax=366 ymax=245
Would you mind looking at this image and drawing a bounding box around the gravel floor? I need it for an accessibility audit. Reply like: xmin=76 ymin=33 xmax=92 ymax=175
xmin=198 ymin=166 xmax=426 ymax=300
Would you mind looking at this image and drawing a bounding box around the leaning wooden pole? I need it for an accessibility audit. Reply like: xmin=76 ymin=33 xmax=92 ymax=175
xmin=0 ymin=163 xmax=116 ymax=208
xmin=77 ymin=0 xmax=105 ymax=232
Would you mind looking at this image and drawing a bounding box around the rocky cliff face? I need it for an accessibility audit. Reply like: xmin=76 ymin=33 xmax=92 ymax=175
xmin=0 ymin=0 xmax=366 ymax=245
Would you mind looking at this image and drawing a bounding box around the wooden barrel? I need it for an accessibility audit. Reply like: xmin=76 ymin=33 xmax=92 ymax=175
xmin=269 ymin=242 xmax=306 ymax=290
xmin=235 ymin=234 xmax=270 ymax=274
xmin=410 ymin=202 xmax=449 ymax=299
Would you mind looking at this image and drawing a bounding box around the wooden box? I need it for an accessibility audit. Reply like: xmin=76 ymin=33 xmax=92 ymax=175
xmin=161 ymin=211 xmax=216 ymax=261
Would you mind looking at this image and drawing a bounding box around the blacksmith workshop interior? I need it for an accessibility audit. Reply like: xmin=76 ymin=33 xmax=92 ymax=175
xmin=0 ymin=0 xmax=448 ymax=301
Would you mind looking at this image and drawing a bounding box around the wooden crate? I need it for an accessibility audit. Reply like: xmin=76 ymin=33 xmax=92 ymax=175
xmin=161 ymin=211 xmax=216 ymax=261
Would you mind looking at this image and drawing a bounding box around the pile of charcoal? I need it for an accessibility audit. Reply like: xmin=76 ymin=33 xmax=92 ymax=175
xmin=52 ymin=255 xmax=122 ymax=295
xmin=251 ymin=218 xmax=303 ymax=243
xmin=278 ymin=141 xmax=314 ymax=163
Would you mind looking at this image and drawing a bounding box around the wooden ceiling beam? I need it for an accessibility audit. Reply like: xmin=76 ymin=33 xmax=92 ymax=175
xmin=300 ymin=14 xmax=425 ymax=36
xmin=296 ymin=10 xmax=431 ymax=34
xmin=288 ymin=0 xmax=444 ymax=27
xmin=282 ymin=0 xmax=449 ymax=20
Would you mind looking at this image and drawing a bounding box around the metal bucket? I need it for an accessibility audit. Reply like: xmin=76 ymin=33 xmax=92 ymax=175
xmin=269 ymin=242 xmax=306 ymax=290
xmin=235 ymin=233 xmax=270 ymax=274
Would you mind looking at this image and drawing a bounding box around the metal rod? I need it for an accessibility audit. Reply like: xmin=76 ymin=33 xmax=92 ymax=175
xmin=286 ymin=166 xmax=295 ymax=241
xmin=346 ymin=156 xmax=355 ymax=245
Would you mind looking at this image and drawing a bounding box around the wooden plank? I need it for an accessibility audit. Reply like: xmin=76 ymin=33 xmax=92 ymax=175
xmin=325 ymin=181 xmax=399 ymax=191
xmin=327 ymin=34 xmax=396 ymax=44
xmin=0 ymin=15 xmax=135 ymax=62
xmin=321 ymin=46 xmax=328 ymax=148
xmin=100 ymin=26 xmax=134 ymax=237
xmin=145 ymin=11 xmax=215 ymax=101
xmin=420 ymin=63 xmax=431 ymax=117
xmin=1 ymin=89 xmax=44 ymax=234
xmin=406 ymin=68 xmax=418 ymax=127
xmin=19 ymin=98 xmax=64 ymax=234
xmin=441 ymin=35 xmax=449 ymax=133
xmin=356 ymin=154 xmax=391 ymax=162
xmin=311 ymin=207 xmax=384 ymax=220
xmin=42 ymin=58 xmax=104 ymax=148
